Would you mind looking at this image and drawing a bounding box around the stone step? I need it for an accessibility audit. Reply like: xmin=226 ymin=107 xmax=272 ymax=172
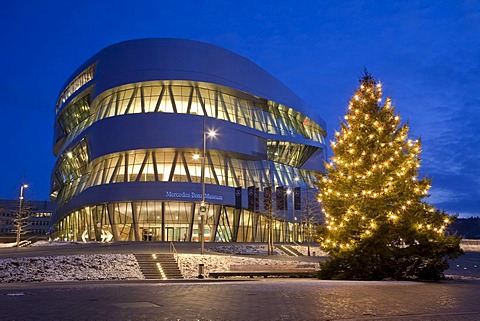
xmin=134 ymin=253 xmax=184 ymax=280
xmin=275 ymin=245 xmax=303 ymax=256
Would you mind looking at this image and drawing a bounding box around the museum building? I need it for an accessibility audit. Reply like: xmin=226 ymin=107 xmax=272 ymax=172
xmin=51 ymin=38 xmax=327 ymax=243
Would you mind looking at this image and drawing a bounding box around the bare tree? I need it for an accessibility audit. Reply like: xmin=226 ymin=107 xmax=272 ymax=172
xmin=298 ymin=188 xmax=322 ymax=256
xmin=14 ymin=185 xmax=30 ymax=247
xmin=14 ymin=213 xmax=30 ymax=247
xmin=262 ymin=185 xmax=275 ymax=255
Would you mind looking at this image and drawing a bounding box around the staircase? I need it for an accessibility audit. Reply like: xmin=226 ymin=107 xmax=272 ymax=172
xmin=134 ymin=253 xmax=183 ymax=279
xmin=276 ymin=244 xmax=304 ymax=257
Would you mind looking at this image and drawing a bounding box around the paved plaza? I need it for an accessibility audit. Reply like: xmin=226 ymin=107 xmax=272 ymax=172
xmin=1 ymin=278 xmax=480 ymax=320
xmin=1 ymin=244 xmax=479 ymax=320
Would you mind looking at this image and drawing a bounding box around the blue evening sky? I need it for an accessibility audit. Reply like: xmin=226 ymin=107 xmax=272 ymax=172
xmin=0 ymin=0 xmax=478 ymax=218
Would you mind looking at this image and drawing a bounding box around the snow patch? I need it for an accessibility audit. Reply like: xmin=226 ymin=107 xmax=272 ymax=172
xmin=177 ymin=254 xmax=319 ymax=279
xmin=0 ymin=254 xmax=143 ymax=283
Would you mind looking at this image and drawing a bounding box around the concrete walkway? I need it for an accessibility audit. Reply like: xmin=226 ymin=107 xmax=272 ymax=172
xmin=1 ymin=278 xmax=480 ymax=320
xmin=1 ymin=242 xmax=480 ymax=320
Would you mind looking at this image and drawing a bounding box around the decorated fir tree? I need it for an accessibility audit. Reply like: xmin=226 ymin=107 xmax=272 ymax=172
xmin=317 ymin=72 xmax=462 ymax=280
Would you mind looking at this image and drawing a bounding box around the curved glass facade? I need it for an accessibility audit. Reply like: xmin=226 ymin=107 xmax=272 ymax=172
xmin=57 ymin=201 xmax=310 ymax=242
xmin=51 ymin=39 xmax=326 ymax=243
xmin=54 ymin=81 xmax=325 ymax=155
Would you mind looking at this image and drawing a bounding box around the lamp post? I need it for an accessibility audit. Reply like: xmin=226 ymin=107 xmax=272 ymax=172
xmin=199 ymin=116 xmax=216 ymax=255
xmin=285 ymin=188 xmax=291 ymax=242
xmin=15 ymin=184 xmax=28 ymax=247
xmin=293 ymin=177 xmax=299 ymax=242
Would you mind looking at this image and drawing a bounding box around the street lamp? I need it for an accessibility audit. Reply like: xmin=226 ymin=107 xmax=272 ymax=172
xmin=200 ymin=116 xmax=217 ymax=255
xmin=286 ymin=188 xmax=292 ymax=242
xmin=16 ymin=184 xmax=28 ymax=247
xmin=293 ymin=177 xmax=300 ymax=241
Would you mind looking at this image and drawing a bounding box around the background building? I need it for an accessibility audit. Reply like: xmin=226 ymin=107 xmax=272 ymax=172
xmin=51 ymin=38 xmax=326 ymax=243
xmin=0 ymin=199 xmax=53 ymax=242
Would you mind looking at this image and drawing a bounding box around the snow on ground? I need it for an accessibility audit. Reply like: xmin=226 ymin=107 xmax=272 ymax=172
xmin=178 ymin=254 xmax=319 ymax=279
xmin=207 ymin=244 xmax=327 ymax=257
xmin=0 ymin=244 xmax=319 ymax=283
xmin=1 ymin=242 xmax=476 ymax=282
xmin=0 ymin=240 xmax=76 ymax=248
xmin=29 ymin=240 xmax=79 ymax=247
xmin=290 ymin=245 xmax=326 ymax=256
xmin=207 ymin=244 xmax=285 ymax=255
xmin=0 ymin=254 xmax=143 ymax=283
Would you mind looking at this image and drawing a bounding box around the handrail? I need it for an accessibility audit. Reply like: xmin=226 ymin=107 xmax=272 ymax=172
xmin=170 ymin=242 xmax=180 ymax=265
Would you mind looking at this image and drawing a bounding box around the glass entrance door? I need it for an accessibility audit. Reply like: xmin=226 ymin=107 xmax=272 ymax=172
xmin=165 ymin=226 xmax=189 ymax=241
xmin=165 ymin=227 xmax=174 ymax=241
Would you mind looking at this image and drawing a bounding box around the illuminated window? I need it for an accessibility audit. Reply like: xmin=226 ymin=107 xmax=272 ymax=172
xmin=56 ymin=64 xmax=95 ymax=112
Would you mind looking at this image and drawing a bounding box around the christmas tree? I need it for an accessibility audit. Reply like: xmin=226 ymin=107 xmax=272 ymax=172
xmin=317 ymin=72 xmax=462 ymax=280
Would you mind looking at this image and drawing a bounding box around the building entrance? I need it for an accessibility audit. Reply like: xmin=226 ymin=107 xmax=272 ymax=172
xmin=165 ymin=226 xmax=189 ymax=241
xmin=141 ymin=227 xmax=161 ymax=241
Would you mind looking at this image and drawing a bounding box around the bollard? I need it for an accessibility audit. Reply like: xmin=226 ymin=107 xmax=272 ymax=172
xmin=198 ymin=263 xmax=205 ymax=279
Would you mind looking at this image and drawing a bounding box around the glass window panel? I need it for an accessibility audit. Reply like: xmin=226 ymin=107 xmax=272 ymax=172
xmin=130 ymin=90 xmax=142 ymax=114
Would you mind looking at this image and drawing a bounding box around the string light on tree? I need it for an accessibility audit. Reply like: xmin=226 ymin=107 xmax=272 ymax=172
xmin=317 ymin=71 xmax=462 ymax=281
